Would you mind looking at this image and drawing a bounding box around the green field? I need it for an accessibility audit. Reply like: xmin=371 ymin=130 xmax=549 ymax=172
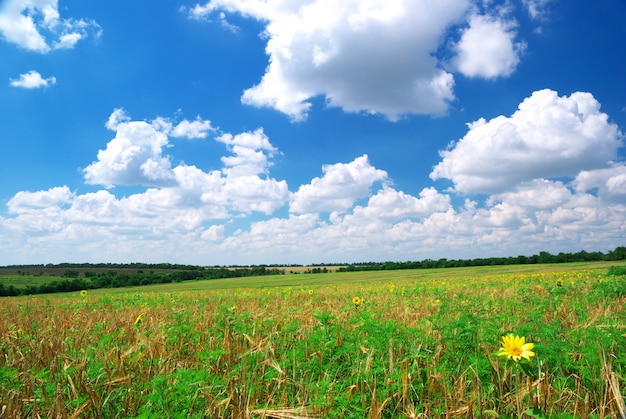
xmin=2 ymin=263 xmax=626 ymax=418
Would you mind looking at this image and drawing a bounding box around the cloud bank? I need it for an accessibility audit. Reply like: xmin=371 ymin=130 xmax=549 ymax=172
xmin=1 ymin=89 xmax=624 ymax=264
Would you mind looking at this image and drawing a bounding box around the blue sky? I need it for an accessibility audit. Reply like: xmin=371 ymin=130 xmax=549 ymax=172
xmin=1 ymin=0 xmax=625 ymax=265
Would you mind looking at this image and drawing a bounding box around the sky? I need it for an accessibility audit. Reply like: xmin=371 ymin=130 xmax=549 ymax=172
xmin=0 ymin=0 xmax=625 ymax=266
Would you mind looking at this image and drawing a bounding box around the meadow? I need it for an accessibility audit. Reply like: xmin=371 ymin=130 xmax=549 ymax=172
xmin=1 ymin=262 xmax=626 ymax=418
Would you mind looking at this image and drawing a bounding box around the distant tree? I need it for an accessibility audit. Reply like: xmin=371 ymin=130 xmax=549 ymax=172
xmin=62 ymin=269 xmax=80 ymax=278
xmin=607 ymin=246 xmax=626 ymax=261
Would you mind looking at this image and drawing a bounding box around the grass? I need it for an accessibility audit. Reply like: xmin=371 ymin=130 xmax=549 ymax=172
xmin=0 ymin=274 xmax=59 ymax=288
xmin=1 ymin=263 xmax=626 ymax=418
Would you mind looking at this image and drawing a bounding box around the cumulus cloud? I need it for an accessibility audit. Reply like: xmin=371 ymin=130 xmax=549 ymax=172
xmin=188 ymin=0 xmax=473 ymax=120
xmin=573 ymin=164 xmax=626 ymax=200
xmin=83 ymin=109 xmax=289 ymax=214
xmin=0 ymin=0 xmax=101 ymax=53
xmin=83 ymin=109 xmax=177 ymax=188
xmin=171 ymin=118 xmax=216 ymax=139
xmin=487 ymin=179 xmax=573 ymax=210
xmin=8 ymin=186 xmax=74 ymax=213
xmin=289 ymin=155 xmax=388 ymax=214
xmin=348 ymin=187 xmax=451 ymax=221
xmin=9 ymin=70 xmax=56 ymax=88
xmin=187 ymin=0 xmax=536 ymax=120
xmin=84 ymin=110 xmax=216 ymax=188
xmin=430 ymin=89 xmax=624 ymax=194
xmin=451 ymin=13 xmax=525 ymax=78
xmin=480 ymin=178 xmax=626 ymax=250
xmin=217 ymin=128 xmax=277 ymax=177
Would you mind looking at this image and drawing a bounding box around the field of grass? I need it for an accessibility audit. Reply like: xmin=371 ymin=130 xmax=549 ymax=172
xmin=2 ymin=263 xmax=626 ymax=418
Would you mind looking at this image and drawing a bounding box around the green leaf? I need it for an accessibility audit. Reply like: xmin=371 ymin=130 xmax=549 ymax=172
xmin=519 ymin=360 xmax=538 ymax=378
xmin=524 ymin=407 xmax=547 ymax=418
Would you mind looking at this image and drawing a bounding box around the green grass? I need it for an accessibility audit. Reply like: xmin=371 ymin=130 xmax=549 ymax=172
xmin=1 ymin=262 xmax=626 ymax=418
xmin=0 ymin=273 xmax=60 ymax=288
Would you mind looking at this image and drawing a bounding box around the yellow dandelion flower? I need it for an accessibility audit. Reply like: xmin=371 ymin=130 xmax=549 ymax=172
xmin=497 ymin=334 xmax=535 ymax=362
xmin=80 ymin=290 xmax=87 ymax=297
xmin=556 ymin=278 xmax=563 ymax=286
xmin=352 ymin=296 xmax=362 ymax=306
xmin=308 ymin=289 xmax=314 ymax=295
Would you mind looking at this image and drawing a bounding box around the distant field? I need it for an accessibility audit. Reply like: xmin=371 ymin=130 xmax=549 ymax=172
xmin=0 ymin=264 xmax=341 ymax=289
xmin=105 ymin=260 xmax=626 ymax=293
xmin=1 ymin=260 xmax=624 ymax=291
xmin=0 ymin=267 xmax=188 ymax=288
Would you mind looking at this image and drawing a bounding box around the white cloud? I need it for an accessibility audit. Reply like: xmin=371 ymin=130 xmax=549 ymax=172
xmin=9 ymin=70 xmax=56 ymax=88
xmin=522 ymin=0 xmax=553 ymax=20
xmin=84 ymin=110 xmax=216 ymax=188
xmin=84 ymin=109 xmax=289 ymax=214
xmin=216 ymin=127 xmax=276 ymax=151
xmin=452 ymin=13 xmax=524 ymax=78
xmin=289 ymin=155 xmax=388 ymax=214
xmin=430 ymin=89 xmax=624 ymax=194
xmin=201 ymin=224 xmax=225 ymax=241
xmin=217 ymin=175 xmax=626 ymax=264
xmin=487 ymin=179 xmax=572 ymax=210
xmin=54 ymin=31 xmax=83 ymax=49
xmin=220 ymin=214 xmax=322 ymax=262
xmin=83 ymin=110 xmax=176 ymax=188
xmin=351 ymin=186 xmax=451 ymax=221
xmin=0 ymin=0 xmax=100 ymax=53
xmin=189 ymin=0 xmax=473 ymax=120
xmin=8 ymin=186 xmax=74 ymax=213
xmin=216 ymin=128 xmax=278 ymax=177
xmin=171 ymin=118 xmax=216 ymax=139
xmin=573 ymin=164 xmax=626 ymax=200
xmin=221 ymin=175 xmax=289 ymax=214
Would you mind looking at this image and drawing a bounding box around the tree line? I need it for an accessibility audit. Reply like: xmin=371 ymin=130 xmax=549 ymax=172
xmin=0 ymin=246 xmax=624 ymax=297
xmin=0 ymin=266 xmax=283 ymax=297
xmin=337 ymin=247 xmax=626 ymax=272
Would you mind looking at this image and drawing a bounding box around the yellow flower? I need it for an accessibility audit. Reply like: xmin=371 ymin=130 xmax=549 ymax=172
xmin=308 ymin=289 xmax=314 ymax=295
xmin=556 ymin=278 xmax=563 ymax=286
xmin=352 ymin=296 xmax=362 ymax=306
xmin=80 ymin=290 xmax=87 ymax=297
xmin=497 ymin=334 xmax=535 ymax=362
